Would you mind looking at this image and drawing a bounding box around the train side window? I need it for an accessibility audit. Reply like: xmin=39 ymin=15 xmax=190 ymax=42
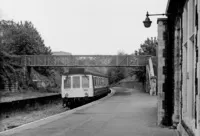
xmin=95 ymin=77 xmax=97 ymax=86
xmin=94 ymin=77 xmax=97 ymax=86
xmin=64 ymin=76 xmax=71 ymax=89
xmin=99 ymin=77 xmax=101 ymax=86
xmin=82 ymin=76 xmax=89 ymax=88
xmin=97 ymin=77 xmax=100 ymax=86
xmin=96 ymin=77 xmax=98 ymax=86
xmin=72 ymin=76 xmax=80 ymax=88
xmin=99 ymin=77 xmax=101 ymax=85
xmin=103 ymin=78 xmax=106 ymax=86
xmin=93 ymin=77 xmax=96 ymax=86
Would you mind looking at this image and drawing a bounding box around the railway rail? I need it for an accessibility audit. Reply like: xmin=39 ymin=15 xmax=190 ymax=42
xmin=0 ymin=90 xmax=111 ymax=115
xmin=0 ymin=94 xmax=61 ymax=114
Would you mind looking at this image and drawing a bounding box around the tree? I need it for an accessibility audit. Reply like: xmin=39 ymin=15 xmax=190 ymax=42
xmin=135 ymin=37 xmax=157 ymax=56
xmin=0 ymin=20 xmax=51 ymax=55
xmin=0 ymin=20 xmax=52 ymax=91
xmin=107 ymin=51 xmax=126 ymax=84
xmin=133 ymin=37 xmax=157 ymax=84
xmin=0 ymin=51 xmax=13 ymax=82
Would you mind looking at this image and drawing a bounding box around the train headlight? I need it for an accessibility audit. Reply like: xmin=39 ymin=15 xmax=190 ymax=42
xmin=65 ymin=93 xmax=68 ymax=98
xmin=85 ymin=93 xmax=88 ymax=97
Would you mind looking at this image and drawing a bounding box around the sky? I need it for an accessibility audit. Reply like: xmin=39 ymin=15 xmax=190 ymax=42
xmin=0 ymin=0 xmax=168 ymax=55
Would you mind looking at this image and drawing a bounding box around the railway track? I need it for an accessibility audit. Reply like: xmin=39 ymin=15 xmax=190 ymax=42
xmin=0 ymin=90 xmax=110 ymax=115
xmin=0 ymin=94 xmax=61 ymax=114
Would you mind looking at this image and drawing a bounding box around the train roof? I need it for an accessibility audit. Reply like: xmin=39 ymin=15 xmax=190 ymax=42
xmin=64 ymin=68 xmax=108 ymax=78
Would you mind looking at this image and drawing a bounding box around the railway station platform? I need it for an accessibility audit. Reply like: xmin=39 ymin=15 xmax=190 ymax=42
xmin=0 ymin=90 xmax=59 ymax=103
xmin=0 ymin=86 xmax=177 ymax=136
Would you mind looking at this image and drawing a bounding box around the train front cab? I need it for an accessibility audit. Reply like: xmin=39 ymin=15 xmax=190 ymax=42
xmin=61 ymin=74 xmax=93 ymax=108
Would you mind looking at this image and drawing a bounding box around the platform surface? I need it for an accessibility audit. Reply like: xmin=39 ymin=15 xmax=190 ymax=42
xmin=1 ymin=87 xmax=177 ymax=136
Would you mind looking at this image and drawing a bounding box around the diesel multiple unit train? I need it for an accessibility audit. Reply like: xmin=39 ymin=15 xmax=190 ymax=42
xmin=61 ymin=68 xmax=110 ymax=108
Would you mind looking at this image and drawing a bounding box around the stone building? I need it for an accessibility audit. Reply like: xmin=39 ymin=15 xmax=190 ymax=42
xmin=157 ymin=0 xmax=200 ymax=136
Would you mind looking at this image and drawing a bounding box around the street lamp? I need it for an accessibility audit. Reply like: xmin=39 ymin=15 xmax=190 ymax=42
xmin=143 ymin=12 xmax=167 ymax=28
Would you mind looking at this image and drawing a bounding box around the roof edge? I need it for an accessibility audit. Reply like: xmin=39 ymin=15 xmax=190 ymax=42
xmin=166 ymin=0 xmax=187 ymax=14
xmin=165 ymin=0 xmax=171 ymax=14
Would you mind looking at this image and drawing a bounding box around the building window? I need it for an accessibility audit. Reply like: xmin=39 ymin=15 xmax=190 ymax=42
xmin=188 ymin=0 xmax=195 ymax=41
xmin=183 ymin=4 xmax=188 ymax=44
xmin=182 ymin=0 xmax=197 ymax=120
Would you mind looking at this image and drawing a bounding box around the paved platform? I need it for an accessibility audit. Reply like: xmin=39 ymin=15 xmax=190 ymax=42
xmin=1 ymin=87 xmax=177 ymax=136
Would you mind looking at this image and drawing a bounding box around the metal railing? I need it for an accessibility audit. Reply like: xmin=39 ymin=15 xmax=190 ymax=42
xmin=15 ymin=55 xmax=152 ymax=67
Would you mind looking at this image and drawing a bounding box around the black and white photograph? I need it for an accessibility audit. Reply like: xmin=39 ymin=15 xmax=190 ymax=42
xmin=0 ymin=0 xmax=199 ymax=136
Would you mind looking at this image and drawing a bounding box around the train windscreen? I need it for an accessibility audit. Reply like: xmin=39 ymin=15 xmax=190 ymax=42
xmin=72 ymin=76 xmax=80 ymax=88
xmin=82 ymin=76 xmax=89 ymax=88
xmin=64 ymin=77 xmax=71 ymax=89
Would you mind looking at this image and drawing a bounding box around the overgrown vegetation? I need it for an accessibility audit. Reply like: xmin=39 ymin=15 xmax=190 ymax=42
xmin=133 ymin=37 xmax=157 ymax=84
xmin=107 ymin=37 xmax=157 ymax=85
xmin=0 ymin=19 xmax=157 ymax=91
xmin=134 ymin=37 xmax=157 ymax=56
xmin=0 ymin=20 xmax=52 ymax=91
xmin=107 ymin=51 xmax=126 ymax=84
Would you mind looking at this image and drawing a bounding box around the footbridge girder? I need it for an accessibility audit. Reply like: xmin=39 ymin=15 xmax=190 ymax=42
xmin=15 ymin=55 xmax=155 ymax=67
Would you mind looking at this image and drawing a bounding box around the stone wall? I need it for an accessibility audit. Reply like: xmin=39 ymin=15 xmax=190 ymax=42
xmin=160 ymin=0 xmax=200 ymax=135
xmin=4 ymin=81 xmax=18 ymax=92
xmin=157 ymin=18 xmax=175 ymax=126
xmin=157 ymin=18 xmax=168 ymax=126
xmin=172 ymin=17 xmax=182 ymax=127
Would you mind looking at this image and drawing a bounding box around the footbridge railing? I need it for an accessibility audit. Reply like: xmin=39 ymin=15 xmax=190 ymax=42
xmin=14 ymin=55 xmax=153 ymax=67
